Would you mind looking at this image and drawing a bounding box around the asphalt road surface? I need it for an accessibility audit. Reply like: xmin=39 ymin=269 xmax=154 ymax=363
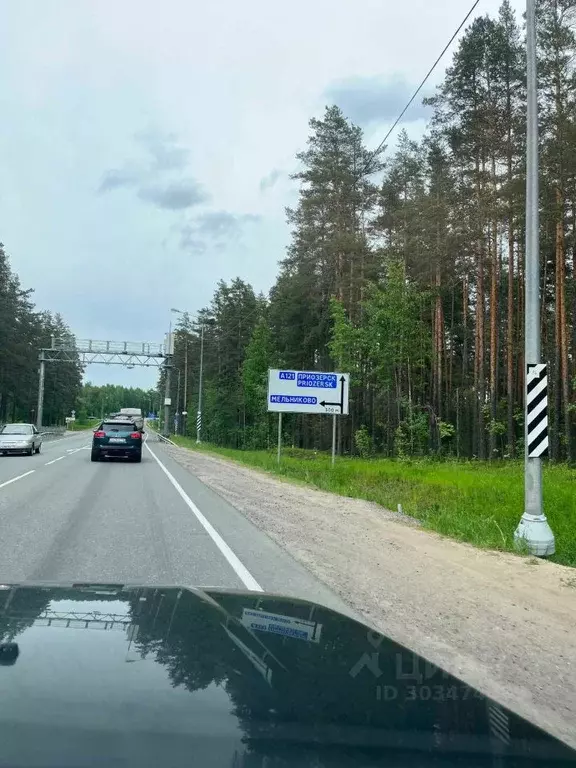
xmin=0 ymin=430 xmax=347 ymax=612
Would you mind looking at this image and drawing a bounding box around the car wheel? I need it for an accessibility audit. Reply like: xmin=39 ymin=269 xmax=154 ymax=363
xmin=27 ymin=445 xmax=34 ymax=456
xmin=35 ymin=443 xmax=41 ymax=454
xmin=90 ymin=450 xmax=101 ymax=462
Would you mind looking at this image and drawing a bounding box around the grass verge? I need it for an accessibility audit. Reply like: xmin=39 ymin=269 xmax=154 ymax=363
xmin=169 ymin=435 xmax=576 ymax=568
xmin=66 ymin=420 xmax=100 ymax=431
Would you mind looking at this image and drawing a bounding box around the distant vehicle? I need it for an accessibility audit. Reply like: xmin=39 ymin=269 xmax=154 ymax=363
xmin=91 ymin=420 xmax=143 ymax=463
xmin=112 ymin=408 xmax=144 ymax=430
xmin=119 ymin=407 xmax=142 ymax=417
xmin=0 ymin=423 xmax=43 ymax=456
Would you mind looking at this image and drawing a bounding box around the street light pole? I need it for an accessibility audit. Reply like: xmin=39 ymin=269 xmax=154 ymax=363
xmin=175 ymin=368 xmax=181 ymax=434
xmin=171 ymin=307 xmax=204 ymax=443
xmin=197 ymin=322 xmax=204 ymax=444
xmin=514 ymin=0 xmax=555 ymax=556
xmin=183 ymin=339 xmax=188 ymax=436
xmin=163 ymin=320 xmax=172 ymax=438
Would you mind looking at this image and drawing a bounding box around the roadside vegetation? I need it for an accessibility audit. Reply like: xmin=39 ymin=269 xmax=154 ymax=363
xmin=156 ymin=4 xmax=576 ymax=568
xmin=66 ymin=419 xmax=100 ymax=431
xmin=163 ymin=3 xmax=576 ymax=465
xmin=169 ymin=436 xmax=576 ymax=568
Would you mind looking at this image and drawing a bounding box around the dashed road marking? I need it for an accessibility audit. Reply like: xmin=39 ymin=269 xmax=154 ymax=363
xmin=0 ymin=470 xmax=35 ymax=489
xmin=45 ymin=456 xmax=66 ymax=466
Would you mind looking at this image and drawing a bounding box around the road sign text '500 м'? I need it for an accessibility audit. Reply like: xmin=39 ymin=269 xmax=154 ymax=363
xmin=267 ymin=369 xmax=350 ymax=415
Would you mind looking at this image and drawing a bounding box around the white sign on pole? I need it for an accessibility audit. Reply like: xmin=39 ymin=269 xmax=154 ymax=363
xmin=241 ymin=608 xmax=322 ymax=643
xmin=267 ymin=369 xmax=349 ymax=415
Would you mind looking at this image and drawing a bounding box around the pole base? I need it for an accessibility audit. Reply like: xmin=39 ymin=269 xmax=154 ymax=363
xmin=514 ymin=515 xmax=555 ymax=557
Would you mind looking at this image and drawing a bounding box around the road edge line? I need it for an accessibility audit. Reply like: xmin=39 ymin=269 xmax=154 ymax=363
xmin=145 ymin=442 xmax=263 ymax=592
xmin=0 ymin=470 xmax=35 ymax=489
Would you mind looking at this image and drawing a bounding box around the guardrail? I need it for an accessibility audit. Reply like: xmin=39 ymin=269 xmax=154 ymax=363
xmin=156 ymin=433 xmax=177 ymax=446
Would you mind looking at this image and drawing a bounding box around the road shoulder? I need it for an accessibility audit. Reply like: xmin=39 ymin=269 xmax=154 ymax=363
xmin=161 ymin=442 xmax=576 ymax=748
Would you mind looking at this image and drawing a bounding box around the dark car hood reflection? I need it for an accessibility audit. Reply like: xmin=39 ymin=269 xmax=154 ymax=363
xmin=0 ymin=583 xmax=573 ymax=767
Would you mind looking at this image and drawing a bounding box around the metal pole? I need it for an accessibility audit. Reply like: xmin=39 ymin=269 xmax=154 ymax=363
xmin=175 ymin=369 xmax=181 ymax=434
xmin=183 ymin=337 xmax=188 ymax=435
xmin=331 ymin=414 xmax=337 ymax=466
xmin=163 ymin=358 xmax=172 ymax=438
xmin=196 ymin=323 xmax=204 ymax=444
xmin=36 ymin=357 xmax=45 ymax=430
xmin=277 ymin=412 xmax=282 ymax=465
xmin=514 ymin=0 xmax=555 ymax=556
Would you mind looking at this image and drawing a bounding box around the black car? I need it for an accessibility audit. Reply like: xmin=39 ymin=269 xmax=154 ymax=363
xmin=91 ymin=419 xmax=143 ymax=462
xmin=0 ymin=583 xmax=573 ymax=767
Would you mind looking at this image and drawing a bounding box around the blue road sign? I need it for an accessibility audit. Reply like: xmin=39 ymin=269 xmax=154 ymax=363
xmin=297 ymin=372 xmax=337 ymax=388
xmin=269 ymin=395 xmax=318 ymax=405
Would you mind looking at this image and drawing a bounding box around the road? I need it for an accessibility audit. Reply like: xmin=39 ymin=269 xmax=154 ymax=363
xmin=0 ymin=430 xmax=346 ymax=611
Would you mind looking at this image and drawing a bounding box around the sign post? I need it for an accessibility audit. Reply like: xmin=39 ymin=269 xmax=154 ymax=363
xmin=267 ymin=369 xmax=349 ymax=464
xmin=331 ymin=414 xmax=337 ymax=466
xmin=277 ymin=413 xmax=282 ymax=465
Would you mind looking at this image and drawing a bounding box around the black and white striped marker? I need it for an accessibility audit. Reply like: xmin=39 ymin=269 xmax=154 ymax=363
xmin=196 ymin=411 xmax=202 ymax=433
xmin=527 ymin=363 xmax=548 ymax=458
xmin=487 ymin=702 xmax=510 ymax=745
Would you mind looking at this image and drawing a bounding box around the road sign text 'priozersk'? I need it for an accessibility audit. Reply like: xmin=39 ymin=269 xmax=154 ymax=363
xmin=267 ymin=369 xmax=350 ymax=415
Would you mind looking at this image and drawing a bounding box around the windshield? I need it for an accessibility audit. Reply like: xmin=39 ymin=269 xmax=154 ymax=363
xmin=1 ymin=425 xmax=32 ymax=435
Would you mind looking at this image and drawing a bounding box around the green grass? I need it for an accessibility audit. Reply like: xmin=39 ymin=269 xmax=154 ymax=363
xmin=66 ymin=419 xmax=100 ymax=431
xmin=169 ymin=435 xmax=576 ymax=568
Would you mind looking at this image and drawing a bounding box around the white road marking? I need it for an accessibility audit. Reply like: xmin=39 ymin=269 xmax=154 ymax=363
xmin=46 ymin=445 xmax=89 ymax=465
xmin=0 ymin=470 xmax=35 ymax=489
xmin=145 ymin=442 xmax=263 ymax=592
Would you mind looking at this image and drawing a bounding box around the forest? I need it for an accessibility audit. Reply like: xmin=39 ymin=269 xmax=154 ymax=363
xmin=76 ymin=383 xmax=159 ymax=422
xmin=0 ymin=243 xmax=81 ymax=426
xmin=163 ymin=1 xmax=576 ymax=462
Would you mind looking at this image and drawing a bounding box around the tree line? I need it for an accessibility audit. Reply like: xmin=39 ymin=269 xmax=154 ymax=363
xmin=164 ymin=1 xmax=576 ymax=461
xmin=0 ymin=243 xmax=81 ymax=426
xmin=76 ymin=383 xmax=159 ymax=422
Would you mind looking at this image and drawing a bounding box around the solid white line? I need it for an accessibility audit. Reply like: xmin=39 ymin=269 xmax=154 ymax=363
xmin=45 ymin=456 xmax=66 ymax=466
xmin=0 ymin=470 xmax=35 ymax=489
xmin=145 ymin=442 xmax=263 ymax=592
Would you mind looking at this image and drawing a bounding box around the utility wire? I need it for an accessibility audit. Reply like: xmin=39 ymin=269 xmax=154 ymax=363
xmin=361 ymin=0 xmax=482 ymax=176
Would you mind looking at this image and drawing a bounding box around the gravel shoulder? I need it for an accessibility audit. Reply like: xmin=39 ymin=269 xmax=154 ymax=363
xmin=164 ymin=444 xmax=576 ymax=748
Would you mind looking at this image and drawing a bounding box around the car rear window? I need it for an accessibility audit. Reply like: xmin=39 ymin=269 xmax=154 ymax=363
xmin=102 ymin=422 xmax=134 ymax=432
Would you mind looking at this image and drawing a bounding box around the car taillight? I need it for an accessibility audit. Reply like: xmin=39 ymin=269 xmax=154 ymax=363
xmin=130 ymin=432 xmax=141 ymax=439
xmin=94 ymin=431 xmax=106 ymax=438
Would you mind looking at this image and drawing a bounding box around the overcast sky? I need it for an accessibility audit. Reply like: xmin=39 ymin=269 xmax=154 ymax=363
xmin=0 ymin=0 xmax=524 ymax=387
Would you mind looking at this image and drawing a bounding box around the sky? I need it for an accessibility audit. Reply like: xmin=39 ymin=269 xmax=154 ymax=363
xmin=0 ymin=0 xmax=525 ymax=387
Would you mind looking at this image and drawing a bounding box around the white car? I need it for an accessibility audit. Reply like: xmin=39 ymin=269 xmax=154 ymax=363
xmin=0 ymin=424 xmax=43 ymax=456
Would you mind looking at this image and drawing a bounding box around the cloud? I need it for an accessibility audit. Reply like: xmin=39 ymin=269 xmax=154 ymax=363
xmin=259 ymin=168 xmax=282 ymax=192
xmin=138 ymin=179 xmax=208 ymax=210
xmin=324 ymin=75 xmax=432 ymax=126
xmin=134 ymin=130 xmax=190 ymax=173
xmin=98 ymin=130 xmax=207 ymax=211
xmin=179 ymin=211 xmax=260 ymax=254
xmin=98 ymin=166 xmax=141 ymax=192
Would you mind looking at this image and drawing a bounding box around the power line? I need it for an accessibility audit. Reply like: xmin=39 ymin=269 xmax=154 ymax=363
xmin=362 ymin=0 xmax=482 ymax=176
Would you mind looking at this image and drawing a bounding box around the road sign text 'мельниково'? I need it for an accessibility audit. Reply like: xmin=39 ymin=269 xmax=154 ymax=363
xmin=267 ymin=369 xmax=350 ymax=415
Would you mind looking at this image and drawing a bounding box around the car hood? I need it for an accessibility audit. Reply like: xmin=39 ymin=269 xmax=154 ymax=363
xmin=0 ymin=583 xmax=573 ymax=768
